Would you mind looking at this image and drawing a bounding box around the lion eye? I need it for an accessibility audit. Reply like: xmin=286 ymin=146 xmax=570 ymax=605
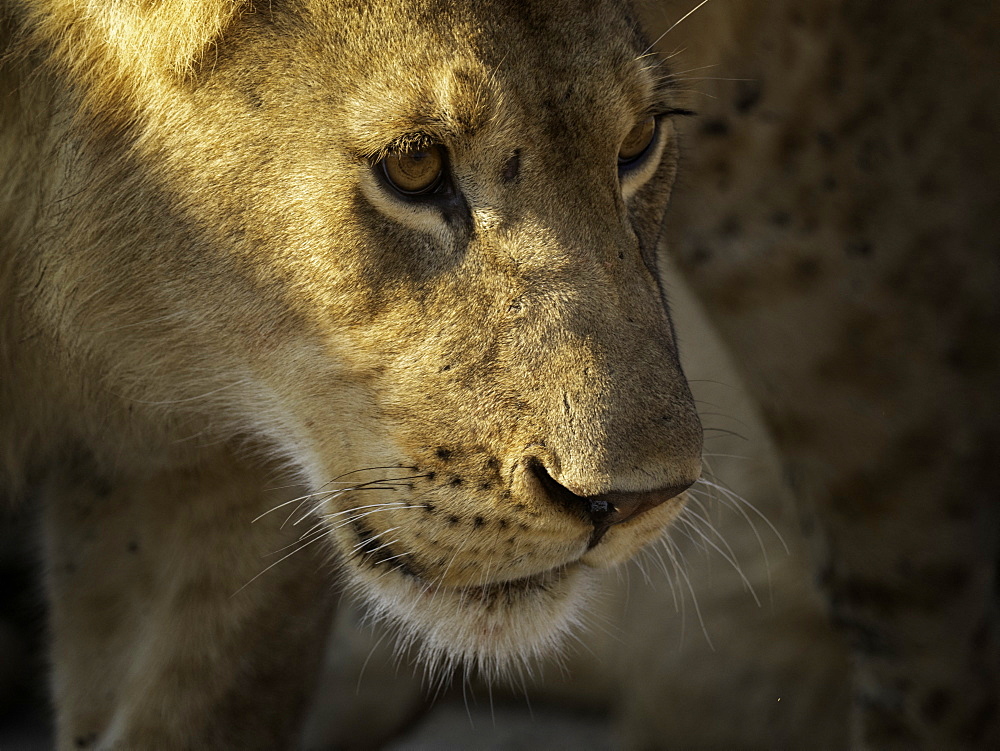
xmin=380 ymin=146 xmax=445 ymax=196
xmin=618 ymin=116 xmax=657 ymax=166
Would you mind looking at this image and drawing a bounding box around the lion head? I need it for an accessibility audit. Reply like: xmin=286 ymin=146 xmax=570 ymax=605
xmin=5 ymin=0 xmax=701 ymax=678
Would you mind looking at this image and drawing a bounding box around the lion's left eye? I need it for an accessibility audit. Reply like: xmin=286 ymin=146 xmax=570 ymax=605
xmin=618 ymin=116 xmax=657 ymax=167
xmin=379 ymin=146 xmax=446 ymax=196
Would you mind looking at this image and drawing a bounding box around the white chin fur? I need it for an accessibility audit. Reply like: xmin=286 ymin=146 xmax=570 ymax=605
xmin=344 ymin=561 xmax=595 ymax=683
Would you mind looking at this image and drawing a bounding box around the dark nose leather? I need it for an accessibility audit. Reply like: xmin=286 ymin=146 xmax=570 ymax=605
xmin=529 ymin=461 xmax=694 ymax=548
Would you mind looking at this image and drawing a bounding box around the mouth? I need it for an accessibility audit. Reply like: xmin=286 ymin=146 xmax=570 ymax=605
xmin=350 ymin=517 xmax=575 ymax=598
xmin=448 ymin=563 xmax=576 ymax=610
xmin=341 ymin=517 xmax=592 ymax=679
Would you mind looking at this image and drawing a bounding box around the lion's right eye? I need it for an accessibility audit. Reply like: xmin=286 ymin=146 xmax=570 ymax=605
xmin=618 ymin=116 xmax=657 ymax=168
xmin=379 ymin=146 xmax=446 ymax=196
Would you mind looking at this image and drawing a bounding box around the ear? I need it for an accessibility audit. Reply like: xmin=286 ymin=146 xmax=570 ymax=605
xmin=14 ymin=0 xmax=249 ymax=94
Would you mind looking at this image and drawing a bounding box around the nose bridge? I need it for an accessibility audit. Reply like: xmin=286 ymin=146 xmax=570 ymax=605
xmin=541 ymin=296 xmax=703 ymax=497
xmin=479 ymin=194 xmax=702 ymax=498
xmin=473 ymin=148 xmax=629 ymax=271
xmin=494 ymin=239 xmax=701 ymax=498
xmin=540 ymin=181 xmax=629 ymax=268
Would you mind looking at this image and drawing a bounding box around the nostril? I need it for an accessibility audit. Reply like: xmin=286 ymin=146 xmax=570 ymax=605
xmin=529 ymin=458 xmax=593 ymax=513
xmin=529 ymin=459 xmax=613 ymax=520
xmin=527 ymin=460 xmax=693 ymax=549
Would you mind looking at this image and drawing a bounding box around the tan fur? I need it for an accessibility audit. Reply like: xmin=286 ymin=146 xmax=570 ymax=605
xmin=1 ymin=0 xmax=704 ymax=747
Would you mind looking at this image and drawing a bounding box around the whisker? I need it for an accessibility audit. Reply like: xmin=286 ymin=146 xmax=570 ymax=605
xmin=326 ymin=505 xmax=424 ymax=533
xmin=639 ymin=0 xmax=714 ymax=58
xmin=291 ymin=483 xmax=417 ymax=526
xmin=698 ymin=412 xmax=753 ymax=431
xmin=252 ymin=487 xmax=339 ymax=524
xmin=646 ymin=542 xmax=681 ymax=611
xmin=125 ymin=378 xmax=251 ymax=406
xmin=252 ymin=472 xmax=427 ymax=525
xmin=350 ymin=533 xmax=401 ymax=558
xmin=696 ymin=476 xmax=788 ymax=553
xmin=702 ymin=426 xmax=749 ymax=441
xmin=232 ymin=532 xmax=330 ymax=597
xmin=357 ymin=628 xmax=394 ymax=696
xmin=678 ymin=511 xmax=760 ymax=606
xmin=671 ymin=76 xmax=756 ymax=83
xmin=322 ymin=501 xmax=416 ymax=521
xmin=662 ymin=535 xmax=714 ymax=649
xmin=373 ymin=550 xmax=415 ymax=566
xmin=265 ymin=522 xmax=327 ymax=555
xmin=663 ymin=62 xmax=721 ymax=77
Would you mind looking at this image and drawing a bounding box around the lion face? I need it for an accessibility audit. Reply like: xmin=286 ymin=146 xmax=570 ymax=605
xmin=23 ymin=0 xmax=701 ymax=675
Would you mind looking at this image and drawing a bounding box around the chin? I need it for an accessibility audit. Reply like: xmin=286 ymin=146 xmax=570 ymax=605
xmin=341 ymin=555 xmax=597 ymax=683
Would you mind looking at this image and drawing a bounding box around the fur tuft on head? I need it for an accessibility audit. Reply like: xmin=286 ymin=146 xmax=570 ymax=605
xmin=8 ymin=0 xmax=249 ymax=118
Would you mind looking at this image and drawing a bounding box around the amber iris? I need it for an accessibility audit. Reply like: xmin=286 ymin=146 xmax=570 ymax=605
xmin=618 ymin=116 xmax=656 ymax=164
xmin=381 ymin=146 xmax=445 ymax=195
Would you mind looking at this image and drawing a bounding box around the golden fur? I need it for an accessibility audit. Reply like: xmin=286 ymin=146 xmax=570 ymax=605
xmin=1 ymin=0 xmax=703 ymax=746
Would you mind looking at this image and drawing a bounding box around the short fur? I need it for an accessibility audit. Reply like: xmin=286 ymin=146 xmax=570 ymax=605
xmin=1 ymin=0 xmax=703 ymax=747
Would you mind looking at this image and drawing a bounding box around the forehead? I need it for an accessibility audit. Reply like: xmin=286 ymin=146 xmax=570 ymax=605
xmin=327 ymin=0 xmax=646 ymax=61
xmin=317 ymin=0 xmax=662 ymax=153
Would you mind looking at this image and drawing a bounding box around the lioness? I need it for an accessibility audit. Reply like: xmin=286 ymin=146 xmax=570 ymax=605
xmin=1 ymin=0 xmax=703 ymax=746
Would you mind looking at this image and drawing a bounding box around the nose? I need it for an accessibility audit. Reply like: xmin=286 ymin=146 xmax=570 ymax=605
xmin=528 ymin=460 xmax=694 ymax=548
